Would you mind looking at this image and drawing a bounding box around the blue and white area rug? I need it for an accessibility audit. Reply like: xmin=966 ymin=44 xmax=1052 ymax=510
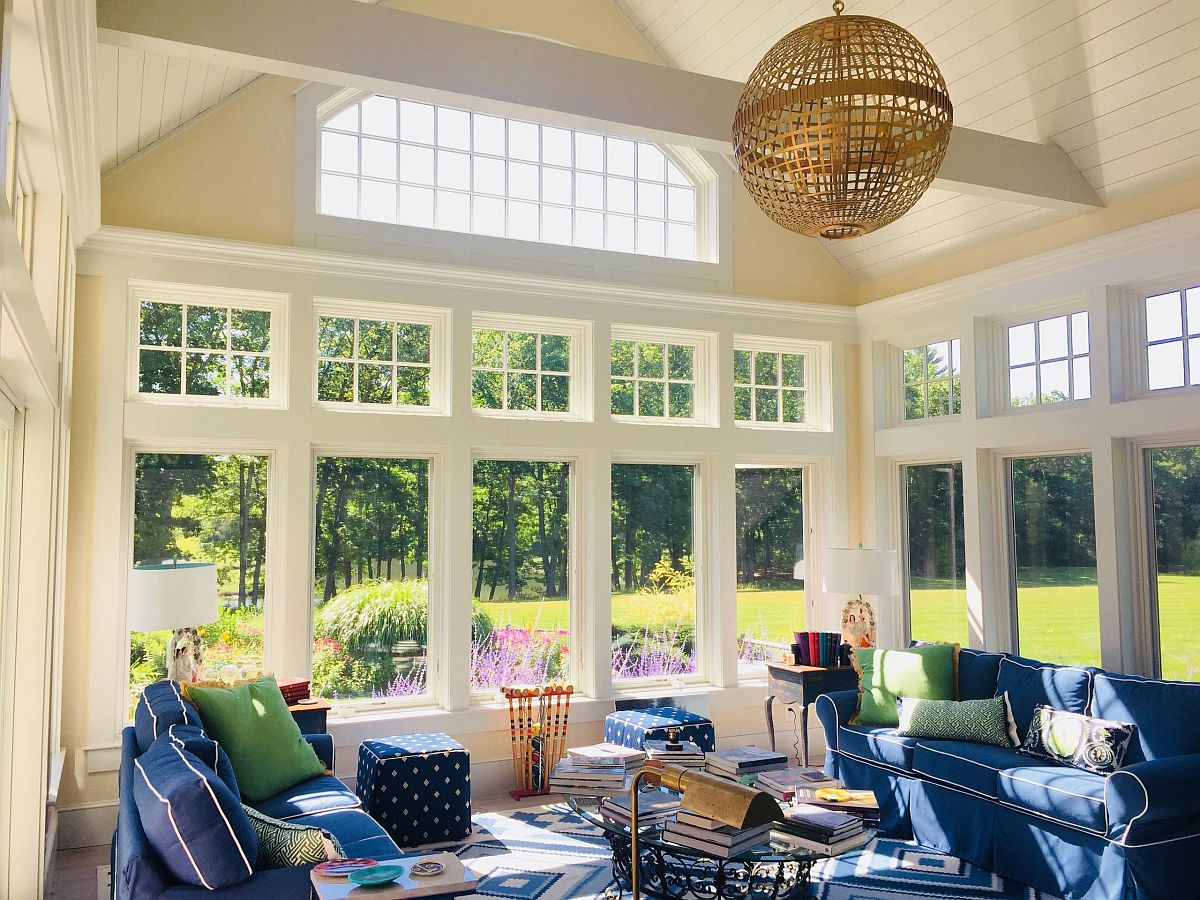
xmin=451 ymin=805 xmax=1061 ymax=900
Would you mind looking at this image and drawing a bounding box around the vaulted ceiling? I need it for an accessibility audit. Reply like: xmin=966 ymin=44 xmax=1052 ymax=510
xmin=95 ymin=0 xmax=1200 ymax=287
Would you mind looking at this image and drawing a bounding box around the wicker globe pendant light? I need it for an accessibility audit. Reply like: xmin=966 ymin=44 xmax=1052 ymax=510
xmin=732 ymin=0 xmax=953 ymax=240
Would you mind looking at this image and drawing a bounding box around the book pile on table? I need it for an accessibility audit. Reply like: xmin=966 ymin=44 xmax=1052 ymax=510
xmin=548 ymin=759 xmax=632 ymax=796
xmin=797 ymin=788 xmax=880 ymax=826
xmin=277 ymin=677 xmax=311 ymax=705
xmin=664 ymin=810 xmax=774 ymax=858
xmin=773 ymin=803 xmax=868 ymax=855
xmin=756 ymin=767 xmax=843 ymax=803
xmin=791 ymin=631 xmax=849 ymax=667
xmin=565 ymin=742 xmax=646 ymax=771
xmin=644 ymin=738 xmax=705 ymax=768
xmin=704 ymin=746 xmax=788 ymax=781
xmin=598 ymin=790 xmax=680 ymax=829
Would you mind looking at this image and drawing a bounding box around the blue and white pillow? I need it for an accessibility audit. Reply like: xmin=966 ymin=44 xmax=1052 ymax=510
xmin=132 ymin=739 xmax=258 ymax=889
xmin=1019 ymin=705 xmax=1135 ymax=775
xmin=134 ymin=680 xmax=201 ymax=753
xmin=165 ymin=724 xmax=241 ymax=800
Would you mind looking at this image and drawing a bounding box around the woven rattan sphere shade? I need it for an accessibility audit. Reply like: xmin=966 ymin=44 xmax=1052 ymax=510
xmin=733 ymin=9 xmax=953 ymax=240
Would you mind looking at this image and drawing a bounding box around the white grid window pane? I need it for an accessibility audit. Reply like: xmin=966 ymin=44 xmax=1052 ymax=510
xmin=1147 ymin=293 xmax=1183 ymax=342
xmin=1187 ymin=289 xmax=1200 ymax=334
xmin=1007 ymin=311 xmax=1090 ymax=407
xmin=1148 ymin=342 xmax=1184 ymax=390
xmin=1073 ymin=357 xmax=1091 ymax=400
xmin=1009 ymin=323 xmax=1036 ymax=366
xmin=1190 ymin=338 xmax=1200 ymax=384
xmin=1039 ymin=316 xmax=1069 ymax=359
xmin=319 ymin=94 xmax=702 ymax=259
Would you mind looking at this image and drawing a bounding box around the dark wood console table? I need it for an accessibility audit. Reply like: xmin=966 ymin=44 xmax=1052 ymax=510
xmin=764 ymin=662 xmax=859 ymax=766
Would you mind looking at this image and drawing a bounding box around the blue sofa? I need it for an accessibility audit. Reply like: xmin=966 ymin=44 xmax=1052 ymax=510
xmin=816 ymin=648 xmax=1200 ymax=900
xmin=112 ymin=687 xmax=400 ymax=899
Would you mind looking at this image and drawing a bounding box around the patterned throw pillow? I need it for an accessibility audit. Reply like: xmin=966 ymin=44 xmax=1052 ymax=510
xmin=1019 ymin=704 xmax=1136 ymax=775
xmin=242 ymin=804 xmax=344 ymax=868
xmin=896 ymin=695 xmax=1018 ymax=747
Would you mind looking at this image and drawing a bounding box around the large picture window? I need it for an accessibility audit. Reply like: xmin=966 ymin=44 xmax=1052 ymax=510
xmin=735 ymin=467 xmax=805 ymax=668
xmin=471 ymin=460 xmax=571 ymax=691
xmin=903 ymin=463 xmax=966 ymax=645
xmin=1007 ymin=312 xmax=1091 ymax=407
xmin=1008 ymin=454 xmax=1100 ymax=666
xmin=1145 ymin=288 xmax=1200 ymax=391
xmin=1146 ymin=446 xmax=1200 ymax=680
xmin=129 ymin=453 xmax=269 ymax=714
xmin=318 ymin=94 xmax=702 ymax=259
xmin=312 ymin=456 xmax=431 ymax=703
xmin=610 ymin=463 xmax=697 ymax=681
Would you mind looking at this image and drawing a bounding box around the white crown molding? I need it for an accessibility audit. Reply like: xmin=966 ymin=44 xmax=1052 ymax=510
xmin=38 ymin=0 xmax=101 ymax=244
xmin=856 ymin=207 xmax=1200 ymax=326
xmin=81 ymin=226 xmax=858 ymax=326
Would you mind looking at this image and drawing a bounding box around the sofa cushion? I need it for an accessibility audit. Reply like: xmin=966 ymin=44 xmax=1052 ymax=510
xmin=131 ymin=739 xmax=258 ymax=890
xmin=997 ymin=766 xmax=1108 ymax=835
xmin=252 ymin=774 xmax=361 ymax=821
xmin=164 ymin=725 xmax=240 ymax=799
xmin=134 ymin=681 xmax=202 ymax=754
xmin=294 ymin=807 xmax=401 ymax=860
xmin=912 ymin=740 xmax=1027 ymax=798
xmin=994 ymin=656 xmax=1093 ymax=738
xmin=1090 ymin=671 xmax=1200 ymax=763
xmin=851 ymin=645 xmax=957 ymax=726
xmin=242 ymin=804 xmax=343 ymax=868
xmin=957 ymin=649 xmax=1005 ymax=700
xmin=837 ymin=726 xmax=921 ymax=771
xmin=897 ymin=696 xmax=1016 ymax=748
xmin=1018 ymin=705 xmax=1135 ymax=774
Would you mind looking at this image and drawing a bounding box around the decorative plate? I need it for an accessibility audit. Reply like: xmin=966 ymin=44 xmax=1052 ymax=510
xmin=349 ymin=865 xmax=406 ymax=886
xmin=410 ymin=861 xmax=446 ymax=878
xmin=313 ymin=858 xmax=378 ymax=876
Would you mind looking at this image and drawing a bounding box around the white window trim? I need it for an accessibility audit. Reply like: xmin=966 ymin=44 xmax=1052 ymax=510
xmin=126 ymin=280 xmax=290 ymax=409
xmin=733 ymin=335 xmax=830 ymax=432
xmin=990 ymin=301 xmax=1092 ymax=415
xmin=610 ymin=451 xmax=711 ymax=691
xmin=307 ymin=444 xmax=447 ymax=714
xmin=896 ymin=337 xmax=963 ymax=425
xmin=470 ymin=312 xmax=592 ymax=422
xmin=610 ymin=324 xmax=716 ymax=427
xmin=312 ymin=297 xmax=451 ymax=416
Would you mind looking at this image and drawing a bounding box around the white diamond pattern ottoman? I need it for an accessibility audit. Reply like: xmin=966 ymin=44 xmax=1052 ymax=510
xmin=603 ymin=707 xmax=716 ymax=752
xmin=355 ymin=732 xmax=472 ymax=848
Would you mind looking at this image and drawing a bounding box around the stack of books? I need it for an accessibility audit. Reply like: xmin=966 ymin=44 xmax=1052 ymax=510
xmin=566 ymin=743 xmax=646 ymax=771
xmin=598 ymin=790 xmax=680 ymax=829
xmin=799 ymin=788 xmax=880 ymax=825
xmin=277 ymin=677 xmax=311 ymax=705
xmin=704 ymin=746 xmax=788 ymax=781
xmin=644 ymin=738 xmax=706 ymax=768
xmin=756 ymin=767 xmax=843 ymax=803
xmin=791 ymin=632 xmax=848 ymax=667
xmin=548 ymin=759 xmax=630 ymax=795
xmin=664 ymin=811 xmax=774 ymax=858
xmin=774 ymin=803 xmax=868 ymax=854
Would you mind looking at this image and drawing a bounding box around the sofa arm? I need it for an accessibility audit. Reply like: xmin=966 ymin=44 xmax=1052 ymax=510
xmin=815 ymin=690 xmax=858 ymax=754
xmin=306 ymin=733 xmax=335 ymax=771
xmin=1106 ymin=753 xmax=1200 ymax=846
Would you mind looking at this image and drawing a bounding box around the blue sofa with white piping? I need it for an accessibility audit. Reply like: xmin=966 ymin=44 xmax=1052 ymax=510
xmin=815 ymin=648 xmax=1200 ymax=900
xmin=112 ymin=681 xmax=400 ymax=899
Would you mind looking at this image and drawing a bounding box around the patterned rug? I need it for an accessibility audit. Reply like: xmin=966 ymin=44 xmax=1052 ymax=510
xmin=451 ymin=805 xmax=1062 ymax=900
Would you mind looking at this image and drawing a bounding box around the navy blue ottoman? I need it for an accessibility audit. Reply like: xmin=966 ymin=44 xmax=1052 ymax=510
xmin=604 ymin=706 xmax=716 ymax=752
xmin=355 ymin=732 xmax=471 ymax=848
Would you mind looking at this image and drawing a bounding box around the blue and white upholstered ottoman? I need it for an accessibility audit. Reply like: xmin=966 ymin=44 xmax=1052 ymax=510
xmin=603 ymin=706 xmax=716 ymax=752
xmin=355 ymin=732 xmax=471 ymax=848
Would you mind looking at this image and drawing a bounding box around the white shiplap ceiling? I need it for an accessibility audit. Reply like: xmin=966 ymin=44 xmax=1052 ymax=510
xmin=96 ymin=43 xmax=260 ymax=173
xmin=615 ymin=0 xmax=1200 ymax=283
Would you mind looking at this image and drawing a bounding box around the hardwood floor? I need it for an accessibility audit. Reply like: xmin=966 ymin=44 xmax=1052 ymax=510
xmin=48 ymin=793 xmax=561 ymax=899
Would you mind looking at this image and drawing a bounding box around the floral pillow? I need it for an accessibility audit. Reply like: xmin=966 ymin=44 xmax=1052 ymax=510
xmin=1018 ymin=705 xmax=1135 ymax=775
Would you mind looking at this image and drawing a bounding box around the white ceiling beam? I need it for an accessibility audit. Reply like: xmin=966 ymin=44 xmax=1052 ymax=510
xmin=96 ymin=0 xmax=1102 ymax=211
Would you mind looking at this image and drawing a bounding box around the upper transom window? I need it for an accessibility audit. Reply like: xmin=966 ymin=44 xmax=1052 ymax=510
xmin=318 ymin=95 xmax=701 ymax=260
xmin=1007 ymin=311 xmax=1091 ymax=408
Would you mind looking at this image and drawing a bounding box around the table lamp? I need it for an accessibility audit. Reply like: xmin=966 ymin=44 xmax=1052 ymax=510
xmin=627 ymin=762 xmax=782 ymax=899
xmin=129 ymin=561 xmax=219 ymax=683
xmin=823 ymin=546 xmax=898 ymax=650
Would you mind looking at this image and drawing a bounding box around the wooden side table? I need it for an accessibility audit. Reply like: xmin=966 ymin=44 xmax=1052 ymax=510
xmin=310 ymin=852 xmax=477 ymax=900
xmin=288 ymin=698 xmax=332 ymax=734
xmin=764 ymin=662 xmax=859 ymax=767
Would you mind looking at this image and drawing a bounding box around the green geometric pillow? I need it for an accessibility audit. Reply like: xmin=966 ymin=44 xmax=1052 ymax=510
xmin=850 ymin=645 xmax=957 ymax=726
xmin=896 ymin=695 xmax=1018 ymax=747
xmin=242 ymin=804 xmax=344 ymax=869
xmin=1018 ymin=705 xmax=1135 ymax=775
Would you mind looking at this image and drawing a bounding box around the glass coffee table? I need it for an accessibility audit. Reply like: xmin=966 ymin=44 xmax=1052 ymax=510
xmin=566 ymin=793 xmax=874 ymax=900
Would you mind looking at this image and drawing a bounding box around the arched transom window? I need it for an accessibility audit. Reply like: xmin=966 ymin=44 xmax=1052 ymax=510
xmin=319 ymin=94 xmax=701 ymax=260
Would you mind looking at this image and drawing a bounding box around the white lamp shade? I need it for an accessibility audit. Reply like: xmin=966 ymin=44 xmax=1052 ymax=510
xmin=128 ymin=562 xmax=219 ymax=632
xmin=822 ymin=547 xmax=898 ymax=596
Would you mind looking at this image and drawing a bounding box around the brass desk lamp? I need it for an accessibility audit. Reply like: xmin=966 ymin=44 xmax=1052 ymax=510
xmin=627 ymin=757 xmax=782 ymax=900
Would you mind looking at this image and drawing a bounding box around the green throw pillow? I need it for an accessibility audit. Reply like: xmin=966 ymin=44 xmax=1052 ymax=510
xmin=850 ymin=645 xmax=956 ymax=726
xmin=242 ymin=804 xmax=343 ymax=868
xmin=184 ymin=676 xmax=325 ymax=803
xmin=896 ymin=695 xmax=1018 ymax=747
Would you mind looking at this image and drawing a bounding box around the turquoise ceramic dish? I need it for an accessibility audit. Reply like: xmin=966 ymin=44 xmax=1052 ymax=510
xmin=348 ymin=864 xmax=406 ymax=886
